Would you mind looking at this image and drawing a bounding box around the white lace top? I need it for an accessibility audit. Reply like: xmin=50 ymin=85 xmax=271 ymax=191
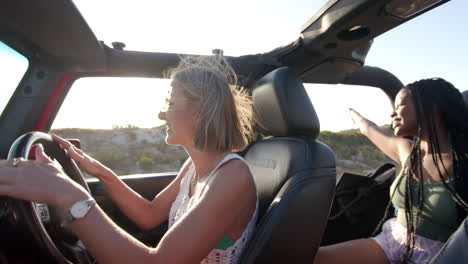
xmin=168 ymin=153 xmax=258 ymax=264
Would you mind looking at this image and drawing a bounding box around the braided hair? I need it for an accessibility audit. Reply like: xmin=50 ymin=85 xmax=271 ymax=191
xmin=392 ymin=78 xmax=468 ymax=263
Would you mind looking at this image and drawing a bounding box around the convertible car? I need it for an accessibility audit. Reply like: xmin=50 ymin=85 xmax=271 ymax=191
xmin=0 ymin=0 xmax=465 ymax=263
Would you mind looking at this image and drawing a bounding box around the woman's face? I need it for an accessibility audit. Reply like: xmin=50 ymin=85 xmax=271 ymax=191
xmin=158 ymin=80 xmax=199 ymax=148
xmin=391 ymin=88 xmax=418 ymax=137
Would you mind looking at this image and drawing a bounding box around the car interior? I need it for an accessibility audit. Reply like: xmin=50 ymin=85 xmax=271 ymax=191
xmin=0 ymin=0 xmax=463 ymax=263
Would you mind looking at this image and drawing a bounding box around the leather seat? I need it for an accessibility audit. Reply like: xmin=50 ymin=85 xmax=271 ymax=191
xmin=462 ymin=90 xmax=468 ymax=106
xmin=430 ymin=218 xmax=468 ymax=264
xmin=240 ymin=67 xmax=336 ymax=263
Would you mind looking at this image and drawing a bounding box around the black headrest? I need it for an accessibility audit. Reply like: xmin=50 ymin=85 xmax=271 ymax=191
xmin=462 ymin=90 xmax=468 ymax=106
xmin=252 ymin=67 xmax=320 ymax=138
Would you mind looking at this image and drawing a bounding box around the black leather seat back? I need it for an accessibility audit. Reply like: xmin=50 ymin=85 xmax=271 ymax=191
xmin=430 ymin=217 xmax=468 ymax=264
xmin=462 ymin=90 xmax=468 ymax=106
xmin=240 ymin=67 xmax=336 ymax=263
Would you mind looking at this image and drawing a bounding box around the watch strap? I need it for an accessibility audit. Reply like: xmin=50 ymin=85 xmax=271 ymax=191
xmin=61 ymin=198 xmax=96 ymax=226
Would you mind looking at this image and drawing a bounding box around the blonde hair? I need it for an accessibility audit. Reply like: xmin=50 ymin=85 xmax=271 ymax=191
xmin=169 ymin=55 xmax=255 ymax=152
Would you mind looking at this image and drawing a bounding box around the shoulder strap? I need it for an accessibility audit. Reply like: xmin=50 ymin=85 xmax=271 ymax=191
xmin=181 ymin=161 xmax=195 ymax=195
xmin=208 ymin=153 xmax=245 ymax=178
xmin=197 ymin=153 xmax=245 ymax=198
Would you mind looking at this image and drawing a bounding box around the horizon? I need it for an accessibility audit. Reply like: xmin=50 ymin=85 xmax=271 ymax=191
xmin=51 ymin=122 xmax=392 ymax=134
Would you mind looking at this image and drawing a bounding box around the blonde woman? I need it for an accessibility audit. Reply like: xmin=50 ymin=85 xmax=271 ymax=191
xmin=0 ymin=56 xmax=258 ymax=264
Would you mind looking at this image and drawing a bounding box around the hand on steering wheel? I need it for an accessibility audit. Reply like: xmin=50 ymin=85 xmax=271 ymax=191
xmin=0 ymin=144 xmax=88 ymax=208
xmin=53 ymin=134 xmax=112 ymax=181
xmin=0 ymin=131 xmax=94 ymax=264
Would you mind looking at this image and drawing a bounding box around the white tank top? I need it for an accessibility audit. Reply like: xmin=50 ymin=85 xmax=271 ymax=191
xmin=168 ymin=153 xmax=258 ymax=264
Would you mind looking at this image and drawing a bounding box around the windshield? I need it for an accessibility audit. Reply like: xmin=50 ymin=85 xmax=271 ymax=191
xmin=72 ymin=0 xmax=329 ymax=55
xmin=0 ymin=41 xmax=29 ymax=115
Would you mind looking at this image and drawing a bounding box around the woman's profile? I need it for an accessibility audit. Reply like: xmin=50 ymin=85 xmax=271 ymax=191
xmin=0 ymin=55 xmax=258 ymax=264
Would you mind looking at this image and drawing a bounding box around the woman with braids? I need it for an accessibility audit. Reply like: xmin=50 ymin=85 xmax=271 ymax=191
xmin=314 ymin=78 xmax=468 ymax=264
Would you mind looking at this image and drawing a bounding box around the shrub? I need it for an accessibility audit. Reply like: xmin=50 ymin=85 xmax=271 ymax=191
xmin=139 ymin=155 xmax=154 ymax=171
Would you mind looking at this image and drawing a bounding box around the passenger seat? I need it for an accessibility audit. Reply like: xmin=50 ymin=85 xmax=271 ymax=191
xmin=240 ymin=67 xmax=336 ymax=263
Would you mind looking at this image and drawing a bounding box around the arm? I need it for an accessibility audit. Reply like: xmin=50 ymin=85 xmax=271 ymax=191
xmin=89 ymin=164 xmax=187 ymax=230
xmin=71 ymin=159 xmax=256 ymax=263
xmin=348 ymin=108 xmax=412 ymax=164
xmin=0 ymin=146 xmax=256 ymax=264
xmin=52 ymin=134 xmax=188 ymax=230
xmin=154 ymin=159 xmax=257 ymax=262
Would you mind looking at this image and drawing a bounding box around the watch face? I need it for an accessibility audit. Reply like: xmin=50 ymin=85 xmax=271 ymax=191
xmin=70 ymin=202 xmax=88 ymax=218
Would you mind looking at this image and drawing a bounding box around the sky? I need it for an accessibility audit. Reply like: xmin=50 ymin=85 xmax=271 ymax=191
xmin=311 ymin=0 xmax=468 ymax=131
xmin=3 ymin=0 xmax=467 ymax=131
xmin=0 ymin=42 xmax=29 ymax=115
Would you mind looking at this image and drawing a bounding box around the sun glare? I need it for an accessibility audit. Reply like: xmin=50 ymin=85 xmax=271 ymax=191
xmin=305 ymin=84 xmax=393 ymax=132
xmin=52 ymin=77 xmax=171 ymax=129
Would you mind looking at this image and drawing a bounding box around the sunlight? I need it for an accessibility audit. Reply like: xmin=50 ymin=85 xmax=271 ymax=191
xmin=52 ymin=77 xmax=171 ymax=129
xmin=72 ymin=0 xmax=328 ymax=55
xmin=305 ymin=84 xmax=393 ymax=132
xmin=0 ymin=41 xmax=29 ymax=114
xmin=47 ymin=0 xmax=468 ymax=132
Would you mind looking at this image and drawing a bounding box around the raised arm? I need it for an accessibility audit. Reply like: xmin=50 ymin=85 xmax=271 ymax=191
xmin=52 ymin=134 xmax=187 ymax=230
xmin=348 ymin=108 xmax=412 ymax=165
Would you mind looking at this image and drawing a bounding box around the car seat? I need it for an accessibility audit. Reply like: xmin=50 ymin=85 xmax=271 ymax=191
xmin=462 ymin=90 xmax=468 ymax=106
xmin=430 ymin=217 xmax=468 ymax=264
xmin=239 ymin=67 xmax=336 ymax=263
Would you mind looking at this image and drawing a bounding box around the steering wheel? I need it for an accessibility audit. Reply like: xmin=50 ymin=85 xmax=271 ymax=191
xmin=7 ymin=131 xmax=93 ymax=264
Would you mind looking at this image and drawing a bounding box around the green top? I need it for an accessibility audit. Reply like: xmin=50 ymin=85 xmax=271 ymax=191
xmin=215 ymin=235 xmax=235 ymax=250
xmin=391 ymin=172 xmax=458 ymax=242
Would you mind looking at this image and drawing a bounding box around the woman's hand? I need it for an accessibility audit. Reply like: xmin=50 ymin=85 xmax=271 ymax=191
xmin=52 ymin=134 xmax=113 ymax=180
xmin=348 ymin=108 xmax=364 ymax=125
xmin=0 ymin=144 xmax=89 ymax=210
xmin=348 ymin=108 xmax=368 ymax=133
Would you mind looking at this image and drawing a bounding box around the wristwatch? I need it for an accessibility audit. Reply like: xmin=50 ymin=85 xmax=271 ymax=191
xmin=62 ymin=198 xmax=96 ymax=226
